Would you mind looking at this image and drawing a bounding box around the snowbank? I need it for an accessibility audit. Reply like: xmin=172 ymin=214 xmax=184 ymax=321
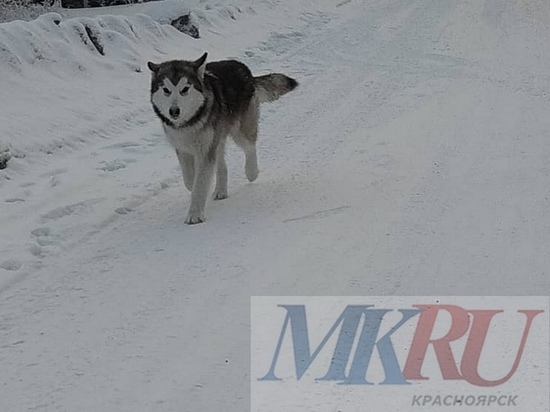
xmin=0 ymin=9 xmax=183 ymax=172
xmin=0 ymin=0 xmax=273 ymax=175
xmin=0 ymin=0 xmax=271 ymax=77
xmin=0 ymin=12 xmax=173 ymax=71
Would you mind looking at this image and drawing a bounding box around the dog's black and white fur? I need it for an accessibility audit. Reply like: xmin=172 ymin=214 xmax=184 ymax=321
xmin=147 ymin=52 xmax=298 ymax=224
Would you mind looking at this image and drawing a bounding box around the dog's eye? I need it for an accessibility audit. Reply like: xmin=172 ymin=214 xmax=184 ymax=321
xmin=163 ymin=87 xmax=171 ymax=96
xmin=180 ymin=86 xmax=190 ymax=95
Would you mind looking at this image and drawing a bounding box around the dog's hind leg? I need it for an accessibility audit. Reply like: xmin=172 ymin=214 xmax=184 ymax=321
xmin=213 ymin=138 xmax=228 ymax=200
xmin=176 ymin=149 xmax=195 ymax=192
xmin=235 ymin=136 xmax=259 ymax=182
xmin=234 ymin=98 xmax=260 ymax=182
xmin=244 ymin=143 xmax=259 ymax=182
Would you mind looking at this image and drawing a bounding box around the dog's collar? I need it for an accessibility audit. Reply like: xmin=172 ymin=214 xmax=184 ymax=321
xmin=152 ymin=100 xmax=208 ymax=130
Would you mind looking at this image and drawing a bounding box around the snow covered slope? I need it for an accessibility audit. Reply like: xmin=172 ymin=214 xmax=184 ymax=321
xmin=1 ymin=0 xmax=550 ymax=410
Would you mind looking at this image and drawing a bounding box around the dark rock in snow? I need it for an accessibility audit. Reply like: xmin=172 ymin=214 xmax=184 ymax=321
xmin=170 ymin=14 xmax=200 ymax=39
xmin=84 ymin=25 xmax=104 ymax=56
xmin=0 ymin=150 xmax=12 ymax=170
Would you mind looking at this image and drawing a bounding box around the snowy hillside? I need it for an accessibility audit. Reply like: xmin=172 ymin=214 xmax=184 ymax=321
xmin=1 ymin=0 xmax=550 ymax=410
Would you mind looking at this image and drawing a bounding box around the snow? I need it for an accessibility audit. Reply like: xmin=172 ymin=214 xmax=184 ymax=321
xmin=0 ymin=0 xmax=549 ymax=410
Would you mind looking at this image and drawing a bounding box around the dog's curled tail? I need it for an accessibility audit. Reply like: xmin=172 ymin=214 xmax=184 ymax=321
xmin=254 ymin=73 xmax=298 ymax=103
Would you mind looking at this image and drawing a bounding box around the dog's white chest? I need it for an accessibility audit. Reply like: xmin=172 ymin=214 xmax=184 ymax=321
xmin=163 ymin=125 xmax=213 ymax=155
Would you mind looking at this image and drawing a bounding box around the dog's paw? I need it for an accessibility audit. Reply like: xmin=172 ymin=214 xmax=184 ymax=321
xmin=245 ymin=166 xmax=259 ymax=182
xmin=245 ymin=157 xmax=259 ymax=182
xmin=185 ymin=211 xmax=205 ymax=225
xmin=213 ymin=189 xmax=228 ymax=200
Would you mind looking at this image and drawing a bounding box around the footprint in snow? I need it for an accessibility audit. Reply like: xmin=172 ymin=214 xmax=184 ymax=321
xmin=49 ymin=176 xmax=61 ymax=188
xmin=40 ymin=168 xmax=68 ymax=178
xmin=99 ymin=158 xmax=137 ymax=172
xmin=101 ymin=141 xmax=141 ymax=150
xmin=4 ymin=198 xmax=25 ymax=203
xmin=115 ymin=206 xmax=133 ymax=215
xmin=41 ymin=198 xmax=103 ymax=221
xmin=1 ymin=260 xmax=22 ymax=271
xmin=30 ymin=227 xmax=65 ymax=257
xmin=31 ymin=227 xmax=63 ymax=246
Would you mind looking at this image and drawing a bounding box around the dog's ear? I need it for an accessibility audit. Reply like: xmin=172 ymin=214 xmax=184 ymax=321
xmin=147 ymin=61 xmax=160 ymax=73
xmin=193 ymin=52 xmax=208 ymax=79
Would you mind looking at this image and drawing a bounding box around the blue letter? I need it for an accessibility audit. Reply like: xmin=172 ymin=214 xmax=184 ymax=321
xmin=259 ymin=305 xmax=374 ymax=381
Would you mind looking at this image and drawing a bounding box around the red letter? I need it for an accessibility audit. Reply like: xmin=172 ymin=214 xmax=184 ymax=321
xmin=461 ymin=310 xmax=544 ymax=386
xmin=403 ymin=305 xmax=469 ymax=380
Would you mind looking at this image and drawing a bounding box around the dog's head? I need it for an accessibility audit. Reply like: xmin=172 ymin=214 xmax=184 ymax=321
xmin=147 ymin=52 xmax=208 ymax=128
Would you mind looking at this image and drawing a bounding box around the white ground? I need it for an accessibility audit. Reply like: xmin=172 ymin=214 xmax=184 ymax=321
xmin=1 ymin=0 xmax=549 ymax=410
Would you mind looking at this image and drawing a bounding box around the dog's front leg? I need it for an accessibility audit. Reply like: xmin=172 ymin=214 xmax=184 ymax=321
xmin=185 ymin=153 xmax=216 ymax=225
xmin=176 ymin=149 xmax=195 ymax=192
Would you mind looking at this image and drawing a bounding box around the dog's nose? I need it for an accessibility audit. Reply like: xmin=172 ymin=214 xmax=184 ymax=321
xmin=169 ymin=107 xmax=180 ymax=119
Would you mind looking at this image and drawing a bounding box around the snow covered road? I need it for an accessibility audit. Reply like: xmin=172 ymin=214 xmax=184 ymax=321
xmin=1 ymin=0 xmax=550 ymax=410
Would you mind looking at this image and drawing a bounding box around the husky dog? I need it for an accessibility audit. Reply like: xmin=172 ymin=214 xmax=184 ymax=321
xmin=147 ymin=52 xmax=297 ymax=224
